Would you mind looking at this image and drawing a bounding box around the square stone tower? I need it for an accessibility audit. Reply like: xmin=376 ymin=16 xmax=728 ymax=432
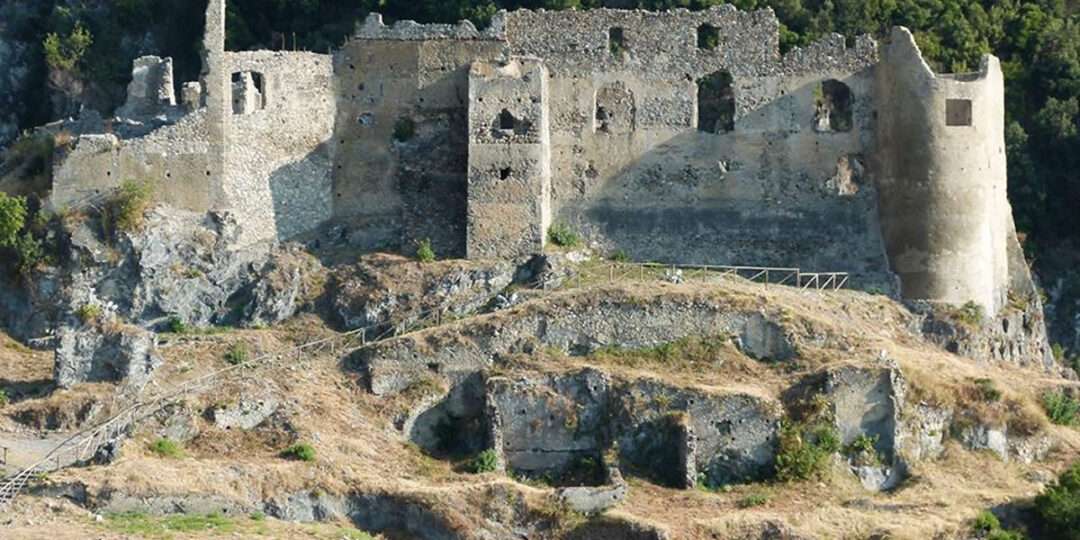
xmin=466 ymin=58 xmax=551 ymax=259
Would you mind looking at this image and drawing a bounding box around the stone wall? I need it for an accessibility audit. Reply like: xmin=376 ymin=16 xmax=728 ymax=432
xmin=466 ymin=57 xmax=551 ymax=258
xmin=493 ymin=8 xmax=892 ymax=290
xmin=222 ymin=51 xmax=335 ymax=243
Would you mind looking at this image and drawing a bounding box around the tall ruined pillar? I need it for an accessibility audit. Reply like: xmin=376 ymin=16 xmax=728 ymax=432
xmin=875 ymin=27 xmax=1010 ymax=316
xmin=466 ymin=58 xmax=551 ymax=259
xmin=201 ymin=0 xmax=229 ymax=207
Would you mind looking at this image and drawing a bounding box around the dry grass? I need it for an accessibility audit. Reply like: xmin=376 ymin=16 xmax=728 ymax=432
xmin=3 ymin=278 xmax=1080 ymax=538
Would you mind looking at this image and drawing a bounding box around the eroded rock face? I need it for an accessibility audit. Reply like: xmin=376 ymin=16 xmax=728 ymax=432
xmin=480 ymin=368 xmax=780 ymax=488
xmin=916 ymin=299 xmax=1056 ymax=373
xmin=50 ymin=207 xmax=323 ymax=333
xmin=53 ymin=324 xmax=161 ymax=389
xmin=957 ymin=423 xmax=1054 ymax=464
xmin=359 ymin=292 xmax=797 ymax=395
xmin=328 ymin=253 xmax=515 ymax=332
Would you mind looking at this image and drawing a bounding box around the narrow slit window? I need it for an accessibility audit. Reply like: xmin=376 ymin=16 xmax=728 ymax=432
xmin=609 ymin=27 xmax=626 ymax=57
xmin=946 ymin=99 xmax=972 ymax=126
xmin=697 ymin=24 xmax=719 ymax=50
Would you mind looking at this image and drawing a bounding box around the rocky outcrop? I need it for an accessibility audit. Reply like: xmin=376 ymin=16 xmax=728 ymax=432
xmin=53 ymin=324 xmax=161 ymax=389
xmin=328 ymin=253 xmax=515 ymax=332
xmin=358 ymin=288 xmax=799 ymax=395
xmin=916 ymin=297 xmax=1056 ymax=373
xmin=416 ymin=368 xmax=780 ymax=489
xmin=32 ymin=207 xmax=326 ymax=337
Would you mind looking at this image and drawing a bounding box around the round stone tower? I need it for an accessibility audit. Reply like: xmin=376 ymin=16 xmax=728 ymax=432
xmin=875 ymin=27 xmax=1009 ymax=316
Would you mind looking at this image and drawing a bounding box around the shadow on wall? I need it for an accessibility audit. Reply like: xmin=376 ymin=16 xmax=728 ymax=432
xmin=268 ymin=142 xmax=334 ymax=240
xmin=330 ymin=44 xmax=485 ymax=259
xmin=555 ymin=74 xmax=891 ymax=289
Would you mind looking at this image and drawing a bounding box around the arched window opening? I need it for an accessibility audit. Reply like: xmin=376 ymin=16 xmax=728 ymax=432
xmin=697 ymin=71 xmax=734 ymax=133
xmin=814 ymin=79 xmax=852 ymax=132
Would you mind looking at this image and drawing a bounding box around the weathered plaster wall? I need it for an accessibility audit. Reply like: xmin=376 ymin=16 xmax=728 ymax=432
xmin=875 ymin=27 xmax=1009 ymax=315
xmin=222 ymin=51 xmax=335 ymax=243
xmin=466 ymin=57 xmax=551 ymax=258
xmin=497 ymin=8 xmax=891 ymax=287
xmin=51 ymin=115 xmax=215 ymax=211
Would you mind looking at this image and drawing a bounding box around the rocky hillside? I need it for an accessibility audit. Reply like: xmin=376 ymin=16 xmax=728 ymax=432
xmin=0 ymin=213 xmax=1078 ymax=538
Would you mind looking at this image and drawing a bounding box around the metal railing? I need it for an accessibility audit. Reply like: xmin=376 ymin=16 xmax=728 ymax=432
xmin=556 ymin=262 xmax=850 ymax=291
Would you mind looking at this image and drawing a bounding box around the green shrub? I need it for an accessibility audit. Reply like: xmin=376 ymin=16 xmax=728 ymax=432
xmin=547 ymin=222 xmax=580 ymax=248
xmin=1036 ymin=462 xmax=1080 ymax=540
xmin=843 ymin=433 xmax=881 ymax=465
xmin=469 ymin=449 xmax=498 ymax=473
xmin=281 ymin=442 xmax=316 ymax=462
xmin=43 ymin=22 xmax=93 ymax=72
xmin=1043 ymin=391 xmax=1080 ymax=426
xmin=393 ymin=117 xmax=416 ymax=142
xmin=105 ymin=180 xmax=154 ymax=234
xmin=166 ymin=316 xmax=188 ymax=334
xmin=224 ymin=342 xmax=250 ymax=365
xmin=0 ymin=193 xmax=28 ymax=249
xmin=975 ymin=378 xmax=1003 ymax=402
xmin=14 ymin=231 xmax=46 ymax=275
xmin=775 ymin=397 xmax=841 ymax=482
xmin=610 ymin=249 xmax=630 ymax=263
xmin=953 ymin=301 xmax=986 ymax=328
xmin=148 ymin=438 xmax=184 ymax=458
xmin=249 ymin=511 xmax=265 ymax=521
xmin=737 ymin=493 xmax=769 ymax=508
xmin=75 ymin=303 xmax=103 ymax=325
xmin=0 ymin=389 xmax=9 ymax=407
xmin=415 ymin=238 xmax=436 ymax=263
xmin=972 ymin=510 xmax=1001 ymax=534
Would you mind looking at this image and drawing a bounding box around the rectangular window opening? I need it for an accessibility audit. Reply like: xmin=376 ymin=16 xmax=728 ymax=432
xmin=946 ymin=99 xmax=972 ymax=126
xmin=609 ymin=27 xmax=626 ymax=57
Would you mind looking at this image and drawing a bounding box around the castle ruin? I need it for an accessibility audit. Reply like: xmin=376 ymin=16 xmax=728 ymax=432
xmin=49 ymin=0 xmax=1030 ymax=317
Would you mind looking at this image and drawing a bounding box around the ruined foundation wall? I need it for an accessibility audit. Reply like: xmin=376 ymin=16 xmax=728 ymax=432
xmin=222 ymin=51 xmax=335 ymax=243
xmin=876 ymin=27 xmax=1010 ymax=315
xmin=500 ymin=8 xmax=891 ymax=287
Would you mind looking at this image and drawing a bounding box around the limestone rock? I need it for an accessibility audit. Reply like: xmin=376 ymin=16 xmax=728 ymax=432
xmin=53 ymin=324 xmax=161 ymax=389
xmin=210 ymin=396 xmax=280 ymax=431
xmin=329 ymin=253 xmax=514 ymax=331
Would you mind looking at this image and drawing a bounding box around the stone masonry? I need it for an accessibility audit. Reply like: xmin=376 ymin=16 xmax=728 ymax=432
xmin=47 ymin=2 xmax=1028 ymax=317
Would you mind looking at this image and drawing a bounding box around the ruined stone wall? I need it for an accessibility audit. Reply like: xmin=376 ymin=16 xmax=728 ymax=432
xmin=333 ymin=15 xmax=505 ymax=256
xmin=222 ymin=51 xmax=335 ymax=243
xmin=51 ymin=114 xmax=216 ymax=211
xmin=50 ymin=0 xmax=225 ymax=216
xmin=498 ymin=8 xmax=891 ymax=287
xmin=466 ymin=57 xmax=551 ymax=258
xmin=876 ymin=27 xmax=1010 ymax=315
